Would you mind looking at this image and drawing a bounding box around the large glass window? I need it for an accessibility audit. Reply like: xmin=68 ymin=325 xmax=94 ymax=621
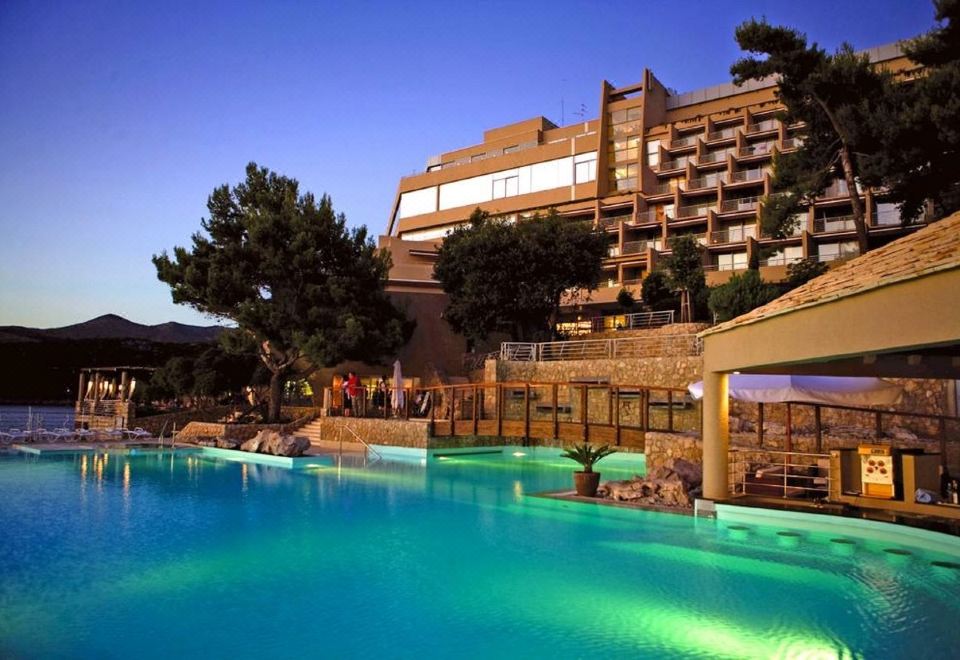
xmin=574 ymin=152 xmax=597 ymax=184
xmin=717 ymin=252 xmax=748 ymax=271
xmin=398 ymin=186 xmax=438 ymax=219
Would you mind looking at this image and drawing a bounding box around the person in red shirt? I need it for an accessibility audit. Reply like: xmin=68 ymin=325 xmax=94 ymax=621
xmin=347 ymin=371 xmax=362 ymax=415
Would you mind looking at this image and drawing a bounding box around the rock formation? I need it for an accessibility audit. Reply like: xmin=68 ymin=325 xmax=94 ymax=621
xmin=239 ymin=430 xmax=310 ymax=457
xmin=597 ymin=458 xmax=703 ymax=508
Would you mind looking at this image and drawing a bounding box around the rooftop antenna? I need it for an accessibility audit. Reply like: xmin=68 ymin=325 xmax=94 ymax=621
xmin=560 ymin=77 xmax=568 ymax=126
xmin=572 ymin=103 xmax=587 ymax=123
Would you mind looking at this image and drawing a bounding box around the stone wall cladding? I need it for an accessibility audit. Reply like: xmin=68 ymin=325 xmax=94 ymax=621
xmin=494 ymin=355 xmax=703 ymax=390
xmin=644 ymin=432 xmax=703 ymax=474
xmin=308 ymin=417 xmax=431 ymax=449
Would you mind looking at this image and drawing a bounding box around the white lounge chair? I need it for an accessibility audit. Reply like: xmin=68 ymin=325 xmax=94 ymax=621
xmin=100 ymin=428 xmax=125 ymax=441
xmin=4 ymin=428 xmax=31 ymax=443
xmin=74 ymin=428 xmax=96 ymax=442
xmin=123 ymin=427 xmax=151 ymax=440
xmin=49 ymin=427 xmax=77 ymax=442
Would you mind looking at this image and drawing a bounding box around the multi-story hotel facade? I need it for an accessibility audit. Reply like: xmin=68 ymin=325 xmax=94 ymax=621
xmin=378 ymin=42 xmax=922 ymax=370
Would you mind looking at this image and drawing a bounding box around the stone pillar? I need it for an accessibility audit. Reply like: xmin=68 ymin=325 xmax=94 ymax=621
xmin=78 ymin=372 xmax=87 ymax=404
xmin=120 ymin=371 xmax=129 ymax=402
xmin=701 ymin=370 xmax=729 ymax=500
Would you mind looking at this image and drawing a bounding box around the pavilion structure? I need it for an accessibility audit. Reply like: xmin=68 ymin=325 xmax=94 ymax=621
xmin=699 ymin=211 xmax=960 ymax=512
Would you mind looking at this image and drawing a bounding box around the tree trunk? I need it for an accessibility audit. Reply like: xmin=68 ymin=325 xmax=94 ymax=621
xmin=838 ymin=144 xmax=869 ymax=254
xmin=268 ymin=371 xmax=283 ymax=422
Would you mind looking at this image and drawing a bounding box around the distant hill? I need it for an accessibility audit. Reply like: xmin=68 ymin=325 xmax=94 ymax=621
xmin=0 ymin=314 xmax=225 ymax=344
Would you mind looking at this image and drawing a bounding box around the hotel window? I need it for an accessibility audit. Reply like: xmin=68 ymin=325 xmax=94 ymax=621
xmin=610 ymin=107 xmax=642 ymax=136
xmin=574 ymin=152 xmax=597 ymax=184
xmin=492 ymin=173 xmax=519 ymax=199
xmin=717 ymin=252 xmax=748 ymax=271
xmin=874 ymin=202 xmax=901 ymax=225
xmin=646 ymin=140 xmax=660 ymax=167
xmin=612 ymin=136 xmax=640 ymax=163
xmin=819 ymin=241 xmax=858 ymax=262
xmin=612 ymin=163 xmax=638 ymax=191
xmin=503 ymin=145 xmax=520 ymax=154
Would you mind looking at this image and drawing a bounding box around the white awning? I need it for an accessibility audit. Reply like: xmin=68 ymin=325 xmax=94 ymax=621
xmin=687 ymin=375 xmax=903 ymax=407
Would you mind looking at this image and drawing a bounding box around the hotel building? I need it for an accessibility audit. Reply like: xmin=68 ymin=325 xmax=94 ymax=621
xmin=380 ymin=42 xmax=923 ymax=343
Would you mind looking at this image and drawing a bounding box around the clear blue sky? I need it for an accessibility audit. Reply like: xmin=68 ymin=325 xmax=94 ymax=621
xmin=0 ymin=0 xmax=936 ymax=328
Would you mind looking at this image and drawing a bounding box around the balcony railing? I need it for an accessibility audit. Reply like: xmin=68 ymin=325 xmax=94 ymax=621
xmin=746 ymin=119 xmax=778 ymax=134
xmin=658 ymin=158 xmax=690 ymax=172
xmin=707 ymin=126 xmax=740 ymax=141
xmin=738 ymin=143 xmax=774 ymax=158
xmin=711 ymin=226 xmax=757 ymax=244
xmin=686 ymin=173 xmax=727 ymax=190
xmin=501 ymin=333 xmax=702 ymax=362
xmin=623 ymin=239 xmax=660 ymax=254
xmin=674 ymin=204 xmax=716 ymax=219
xmin=599 ymin=213 xmax=630 ymax=229
xmin=720 ymin=196 xmax=760 ymax=213
xmin=615 ymin=178 xmax=638 ymax=192
xmin=670 ymin=135 xmax=701 ymax=149
xmin=630 ymin=210 xmax=661 ymax=226
xmin=651 ymin=182 xmax=675 ymax=195
xmin=589 ymin=310 xmax=676 ymax=333
xmin=814 ymin=215 xmax=857 ymax=233
xmin=781 ymin=137 xmax=802 ymax=150
xmin=699 ymin=150 xmax=732 ymax=165
xmin=761 ymin=255 xmax=805 ymax=267
xmin=607 ymin=245 xmax=620 ymax=257
xmin=817 ymin=250 xmax=859 ymax=263
xmin=730 ymin=168 xmax=764 ymax=183
xmin=819 ymin=182 xmax=851 ymax=199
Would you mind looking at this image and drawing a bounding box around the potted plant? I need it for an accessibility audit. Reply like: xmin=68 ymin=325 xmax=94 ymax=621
xmin=561 ymin=443 xmax=617 ymax=497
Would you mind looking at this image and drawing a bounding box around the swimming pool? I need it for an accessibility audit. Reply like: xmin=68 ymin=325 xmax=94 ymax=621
xmin=1 ymin=449 xmax=958 ymax=658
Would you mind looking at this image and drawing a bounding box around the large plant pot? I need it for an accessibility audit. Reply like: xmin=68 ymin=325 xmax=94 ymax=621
xmin=573 ymin=471 xmax=601 ymax=497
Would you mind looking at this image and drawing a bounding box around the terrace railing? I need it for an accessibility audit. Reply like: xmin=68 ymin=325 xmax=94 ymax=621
xmin=501 ymin=333 xmax=701 ymax=362
xmin=589 ymin=310 xmax=675 ymax=333
xmin=814 ymin=215 xmax=857 ymax=233
xmin=720 ymin=196 xmax=760 ymax=213
xmin=728 ymin=448 xmax=831 ymax=500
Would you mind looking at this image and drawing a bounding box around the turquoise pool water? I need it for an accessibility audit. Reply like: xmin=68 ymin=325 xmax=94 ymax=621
xmin=1 ymin=449 xmax=959 ymax=658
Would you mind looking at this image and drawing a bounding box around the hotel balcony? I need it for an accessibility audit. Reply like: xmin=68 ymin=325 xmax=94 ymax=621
xmin=647 ymin=182 xmax=676 ymax=197
xmin=818 ymin=181 xmax=854 ymax=199
xmin=814 ymin=215 xmax=857 ymax=234
xmin=780 ymin=137 xmax=802 ymax=151
xmin=719 ymin=196 xmax=760 ymax=214
xmin=729 ymin=168 xmax=765 ymax=184
xmin=629 ymin=210 xmax=661 ymax=227
xmin=657 ymin=158 xmax=692 ymax=174
xmin=622 ymin=239 xmax=661 ymax=255
xmin=614 ymin=177 xmax=638 ymax=192
xmin=599 ymin=213 xmax=631 ymax=230
xmin=737 ymin=143 xmax=774 ymax=159
xmin=669 ymin=134 xmax=701 ymax=150
xmin=745 ymin=119 xmax=779 ymax=135
xmin=706 ymin=126 xmax=740 ymax=143
xmin=685 ymin=173 xmax=727 ymax=191
xmin=673 ymin=203 xmax=716 ymax=220
xmin=710 ymin=225 xmax=757 ymax=245
xmin=698 ymin=150 xmax=732 ymax=167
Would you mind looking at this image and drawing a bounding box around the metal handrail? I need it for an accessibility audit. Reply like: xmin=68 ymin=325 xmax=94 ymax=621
xmin=675 ymin=204 xmax=715 ymax=219
xmin=707 ymin=127 xmax=740 ymax=141
xmin=671 ymin=135 xmax=700 ymax=148
xmin=711 ymin=226 xmax=757 ymax=244
xmin=746 ymin=119 xmax=778 ymax=134
xmin=730 ymin=168 xmax=764 ymax=183
xmin=720 ymin=197 xmax=760 ymax=213
xmin=814 ymin=215 xmax=856 ymax=233
xmin=699 ymin=150 xmax=733 ymax=164
xmin=339 ymin=424 xmax=382 ymax=461
xmin=590 ymin=310 xmax=675 ymax=333
xmin=686 ymin=173 xmax=726 ymax=190
xmin=501 ymin=333 xmax=702 ymax=362
xmin=729 ymin=448 xmax=831 ymax=500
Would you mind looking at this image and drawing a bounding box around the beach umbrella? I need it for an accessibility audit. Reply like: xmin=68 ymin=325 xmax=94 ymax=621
xmin=391 ymin=360 xmax=405 ymax=411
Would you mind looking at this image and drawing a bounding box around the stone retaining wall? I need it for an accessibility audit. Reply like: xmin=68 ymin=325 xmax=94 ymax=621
xmin=644 ymin=432 xmax=703 ymax=474
xmin=489 ymin=355 xmax=703 ymax=390
xmin=305 ymin=417 xmax=432 ymax=449
xmin=134 ymin=406 xmax=234 ymax=435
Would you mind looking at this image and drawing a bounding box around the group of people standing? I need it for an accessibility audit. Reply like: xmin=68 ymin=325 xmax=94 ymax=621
xmin=334 ymin=372 xmax=389 ymax=417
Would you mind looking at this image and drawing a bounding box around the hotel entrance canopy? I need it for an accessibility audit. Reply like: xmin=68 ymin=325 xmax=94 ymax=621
xmin=697 ymin=211 xmax=960 ymax=499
